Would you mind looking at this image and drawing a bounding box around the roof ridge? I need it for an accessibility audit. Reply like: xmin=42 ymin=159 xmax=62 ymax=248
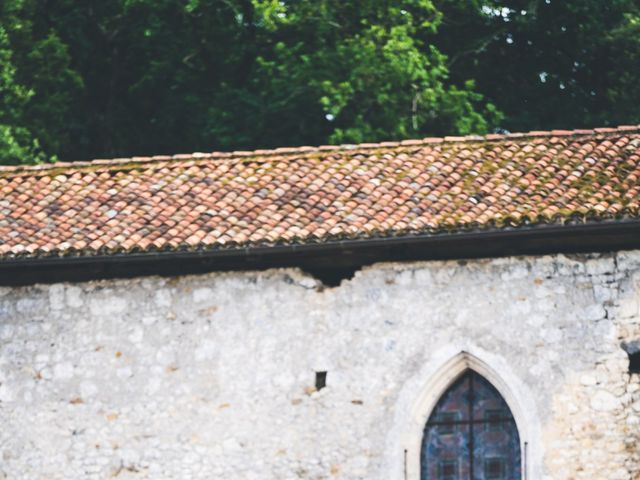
xmin=1 ymin=124 xmax=639 ymax=174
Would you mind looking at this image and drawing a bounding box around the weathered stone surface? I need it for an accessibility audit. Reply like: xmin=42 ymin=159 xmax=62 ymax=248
xmin=590 ymin=390 xmax=622 ymax=412
xmin=0 ymin=251 xmax=639 ymax=479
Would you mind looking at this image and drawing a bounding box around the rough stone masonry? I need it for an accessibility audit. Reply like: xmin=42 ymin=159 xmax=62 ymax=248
xmin=0 ymin=251 xmax=639 ymax=479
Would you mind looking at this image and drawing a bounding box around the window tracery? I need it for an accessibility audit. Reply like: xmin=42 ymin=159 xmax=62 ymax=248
xmin=421 ymin=370 xmax=521 ymax=480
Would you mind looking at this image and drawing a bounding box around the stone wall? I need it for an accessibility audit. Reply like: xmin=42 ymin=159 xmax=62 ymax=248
xmin=0 ymin=251 xmax=639 ymax=479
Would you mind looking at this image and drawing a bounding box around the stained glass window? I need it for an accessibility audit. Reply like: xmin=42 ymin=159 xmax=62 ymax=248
xmin=421 ymin=371 xmax=521 ymax=480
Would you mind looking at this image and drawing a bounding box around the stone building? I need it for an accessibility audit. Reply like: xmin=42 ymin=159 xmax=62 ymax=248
xmin=0 ymin=126 xmax=639 ymax=479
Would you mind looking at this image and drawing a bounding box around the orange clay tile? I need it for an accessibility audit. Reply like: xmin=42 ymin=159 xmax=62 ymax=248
xmin=0 ymin=126 xmax=640 ymax=259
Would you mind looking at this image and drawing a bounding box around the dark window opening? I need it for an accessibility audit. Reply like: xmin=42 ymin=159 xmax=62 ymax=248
xmin=622 ymin=341 xmax=640 ymax=374
xmin=629 ymin=352 xmax=640 ymax=374
xmin=315 ymin=371 xmax=327 ymax=391
xmin=420 ymin=370 xmax=521 ymax=480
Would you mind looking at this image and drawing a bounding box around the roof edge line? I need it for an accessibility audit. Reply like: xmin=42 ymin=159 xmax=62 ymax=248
xmin=1 ymin=124 xmax=639 ymax=173
xmin=2 ymin=218 xmax=640 ymax=269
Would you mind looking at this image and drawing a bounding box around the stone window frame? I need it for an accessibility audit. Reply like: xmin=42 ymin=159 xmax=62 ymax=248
xmin=393 ymin=350 xmax=541 ymax=480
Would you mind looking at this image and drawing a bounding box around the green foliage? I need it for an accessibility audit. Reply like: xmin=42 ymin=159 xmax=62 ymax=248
xmin=0 ymin=0 xmax=82 ymax=164
xmin=0 ymin=0 xmax=498 ymax=163
xmin=0 ymin=0 xmax=638 ymax=164
xmin=433 ymin=0 xmax=640 ymax=131
xmin=0 ymin=24 xmax=47 ymax=165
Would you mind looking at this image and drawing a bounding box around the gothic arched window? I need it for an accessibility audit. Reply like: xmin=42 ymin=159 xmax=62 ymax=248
xmin=421 ymin=370 xmax=521 ymax=479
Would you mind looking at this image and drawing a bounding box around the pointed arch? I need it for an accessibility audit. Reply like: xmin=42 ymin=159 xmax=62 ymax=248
xmin=409 ymin=352 xmax=526 ymax=435
xmin=421 ymin=370 xmax=521 ymax=479
xmin=394 ymin=351 xmax=537 ymax=480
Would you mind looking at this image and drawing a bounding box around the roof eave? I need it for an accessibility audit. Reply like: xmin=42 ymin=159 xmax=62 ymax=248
xmin=2 ymin=219 xmax=639 ymax=287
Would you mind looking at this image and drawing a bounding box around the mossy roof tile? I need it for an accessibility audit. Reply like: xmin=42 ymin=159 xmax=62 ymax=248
xmin=0 ymin=126 xmax=639 ymax=259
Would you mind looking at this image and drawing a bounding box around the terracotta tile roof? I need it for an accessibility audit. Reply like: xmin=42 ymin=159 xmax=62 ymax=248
xmin=1 ymin=126 xmax=639 ymax=260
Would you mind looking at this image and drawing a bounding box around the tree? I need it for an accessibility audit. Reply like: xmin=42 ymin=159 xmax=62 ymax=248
xmin=3 ymin=0 xmax=638 ymax=165
xmin=0 ymin=24 xmax=46 ymax=165
xmin=0 ymin=0 xmax=83 ymax=164
xmin=233 ymin=0 xmax=501 ymax=146
xmin=0 ymin=0 xmax=498 ymax=164
xmin=433 ymin=0 xmax=640 ymax=131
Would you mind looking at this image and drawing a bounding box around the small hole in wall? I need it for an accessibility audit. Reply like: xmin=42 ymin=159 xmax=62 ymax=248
xmin=315 ymin=371 xmax=327 ymax=391
xmin=622 ymin=341 xmax=640 ymax=374
xmin=629 ymin=352 xmax=640 ymax=374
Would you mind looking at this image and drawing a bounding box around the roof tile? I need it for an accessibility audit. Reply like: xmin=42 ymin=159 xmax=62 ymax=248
xmin=0 ymin=126 xmax=639 ymax=260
